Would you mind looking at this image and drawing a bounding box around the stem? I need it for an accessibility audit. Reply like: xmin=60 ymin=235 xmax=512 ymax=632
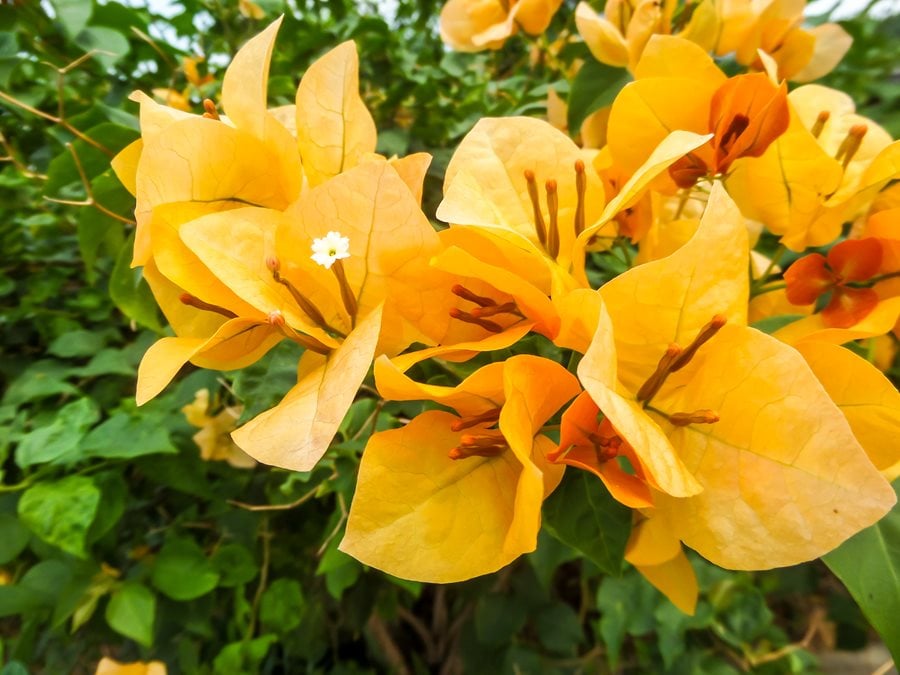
xmin=751 ymin=245 xmax=787 ymax=292
xmin=750 ymin=281 xmax=787 ymax=297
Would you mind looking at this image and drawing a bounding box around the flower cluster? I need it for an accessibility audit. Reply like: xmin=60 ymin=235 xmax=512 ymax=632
xmin=119 ymin=15 xmax=899 ymax=614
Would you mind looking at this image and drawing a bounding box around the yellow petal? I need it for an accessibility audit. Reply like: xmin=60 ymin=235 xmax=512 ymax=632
xmin=606 ymin=77 xmax=716 ymax=178
xmin=512 ymin=0 xmax=563 ymax=35
xmin=437 ymin=116 xmax=605 ymax=264
xmin=179 ymin=207 xmax=338 ymax=345
xmin=387 ymin=152 xmax=432 ymax=205
xmin=439 ymin=0 xmax=510 ymax=51
xmin=295 ymin=41 xmax=377 ymax=186
xmin=774 ymin=296 xmax=900 ymax=345
xmin=625 ymin=513 xmax=681 ymax=566
xmin=653 ymin=324 xmax=896 ymax=569
xmin=724 ymin=113 xmax=844 ymax=251
xmin=135 ymin=117 xmax=301 ymax=222
xmin=553 ymin=287 xmax=603 ymax=353
xmin=142 ymin=259 xmax=226 ymax=339
xmin=136 ymin=319 xmax=280 ymax=405
xmin=221 ymin=18 xmax=280 ymax=136
xmin=579 ymin=130 xmax=713 ymax=246
xmin=95 ymin=657 xmax=167 ymax=675
xmin=794 ymin=341 xmax=900 ymax=481
xmin=598 ymin=183 xmax=748 ymax=389
xmin=281 ymin=160 xmax=440 ymax=354
xmin=374 ymin=356 xmax=507 ymax=417
xmin=578 ymin=303 xmax=703 ymax=497
xmin=792 ymin=23 xmax=852 ymax=82
xmin=633 ymin=35 xmax=727 ymax=83
xmin=576 ymin=2 xmax=629 ymax=67
xmin=632 ymin=548 xmax=698 ymax=615
xmin=340 ymin=410 xmax=544 ymax=582
xmin=111 ymin=139 xmax=142 ymax=197
xmin=230 ymin=305 xmax=383 ymax=471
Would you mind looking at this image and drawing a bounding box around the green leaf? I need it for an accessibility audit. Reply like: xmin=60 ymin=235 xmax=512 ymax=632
xmin=475 ymin=593 xmax=528 ymax=646
xmin=105 ymin=582 xmax=156 ymax=647
xmin=535 ymin=603 xmax=583 ymax=654
xmin=48 ymin=330 xmax=106 ymax=358
xmin=15 ymin=397 xmax=100 ymax=467
xmin=49 ymin=0 xmax=93 ymax=37
xmin=2 ymin=360 xmax=79 ymax=406
xmin=109 ymin=233 xmax=163 ymax=332
xmin=74 ymin=26 xmax=131 ymax=69
xmin=542 ymin=471 xmax=631 ymax=575
xmin=824 ymin=480 xmax=900 ymax=663
xmin=46 ymin=124 xmax=138 ymax=197
xmin=213 ymin=634 xmax=277 ymax=675
xmin=211 ymin=544 xmax=258 ymax=588
xmin=567 ymin=59 xmax=630 ymax=133
xmin=259 ymin=578 xmax=305 ymax=634
xmin=151 ymin=537 xmax=220 ymax=601
xmin=0 ymin=514 xmax=30 ymax=564
xmin=315 ymin=535 xmax=360 ymax=600
xmin=596 ymin=570 xmax=660 ymax=668
xmin=80 ymin=412 xmax=177 ymax=459
xmin=18 ymin=476 xmax=101 ymax=558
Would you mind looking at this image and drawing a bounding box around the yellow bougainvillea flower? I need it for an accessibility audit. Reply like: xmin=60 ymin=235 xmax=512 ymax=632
xmin=135 ymin=206 xmax=338 ymax=407
xmin=227 ymin=160 xmax=442 ymax=471
xmin=713 ymin=0 xmax=852 ymax=82
xmin=725 ymin=83 xmax=900 ymax=250
xmin=340 ymin=355 xmax=579 ymax=582
xmin=575 ymin=0 xmax=717 ymax=71
xmin=576 ymin=183 xmax=895 ymax=569
xmin=668 ymin=72 xmax=789 ymax=188
xmin=95 ymin=659 xmax=167 ymax=675
xmin=182 ymin=389 xmax=255 ymax=468
xmin=440 ymin=0 xmax=563 ymax=52
xmin=437 ymin=115 xmax=709 ymax=288
xmin=113 ymin=18 xmax=378 ymax=267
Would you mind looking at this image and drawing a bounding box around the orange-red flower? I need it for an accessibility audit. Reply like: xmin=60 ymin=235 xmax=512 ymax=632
xmin=785 ymin=238 xmax=883 ymax=327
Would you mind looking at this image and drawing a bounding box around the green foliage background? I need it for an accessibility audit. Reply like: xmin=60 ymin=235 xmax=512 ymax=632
xmin=0 ymin=0 xmax=898 ymax=673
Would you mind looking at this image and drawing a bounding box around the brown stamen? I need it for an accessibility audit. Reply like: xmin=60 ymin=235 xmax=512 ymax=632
xmin=449 ymin=433 xmax=508 ymax=460
xmin=524 ymin=169 xmax=547 ymax=247
xmin=451 ymin=284 xmax=496 ymax=307
xmin=202 ymin=98 xmax=219 ymax=120
xmin=180 ymin=293 xmax=237 ymax=319
xmin=670 ymin=314 xmax=727 ymax=372
xmin=637 ymin=344 xmax=683 ymax=403
xmin=546 ymin=179 xmax=560 ymax=258
xmin=668 ymin=409 xmax=719 ymax=426
xmin=450 ymin=408 xmax=502 ymax=432
xmin=835 ymin=124 xmax=868 ymax=169
xmin=331 ymin=259 xmax=358 ymax=328
xmin=449 ymin=308 xmax=503 ymax=333
xmin=267 ymin=311 xmax=331 ymax=355
xmin=268 ymin=256 xmax=339 ymax=336
xmin=810 ymin=110 xmax=830 ymax=139
xmin=587 ymin=432 xmax=620 ymax=462
xmin=574 ymin=159 xmax=587 ymax=236
xmin=470 ymin=302 xmax=520 ymax=319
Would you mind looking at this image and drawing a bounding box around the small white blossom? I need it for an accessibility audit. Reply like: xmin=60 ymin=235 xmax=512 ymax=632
xmin=310 ymin=231 xmax=351 ymax=269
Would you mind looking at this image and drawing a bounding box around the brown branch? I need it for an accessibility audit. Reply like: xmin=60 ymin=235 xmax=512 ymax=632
xmin=43 ymin=142 xmax=136 ymax=225
xmin=228 ymin=484 xmax=322 ymax=512
xmin=246 ymin=517 xmax=272 ymax=639
xmin=367 ymin=614 xmax=411 ymax=675
xmin=0 ymin=130 xmax=46 ymax=179
xmin=397 ymin=606 xmax=437 ymax=663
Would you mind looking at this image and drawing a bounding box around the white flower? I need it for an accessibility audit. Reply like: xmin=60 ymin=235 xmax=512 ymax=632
xmin=310 ymin=231 xmax=351 ymax=269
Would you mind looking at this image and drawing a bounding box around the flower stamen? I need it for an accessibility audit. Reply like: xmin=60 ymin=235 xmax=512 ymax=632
xmin=524 ymin=169 xmax=547 ymax=247
xmin=179 ymin=293 xmax=237 ymax=319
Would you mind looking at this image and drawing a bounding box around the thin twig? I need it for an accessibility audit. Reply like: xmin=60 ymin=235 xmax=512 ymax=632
xmin=246 ymin=517 xmax=272 ymax=640
xmin=43 ymin=142 xmax=136 ymax=225
xmin=367 ymin=614 xmax=411 ymax=675
xmin=228 ymin=484 xmax=321 ymax=512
